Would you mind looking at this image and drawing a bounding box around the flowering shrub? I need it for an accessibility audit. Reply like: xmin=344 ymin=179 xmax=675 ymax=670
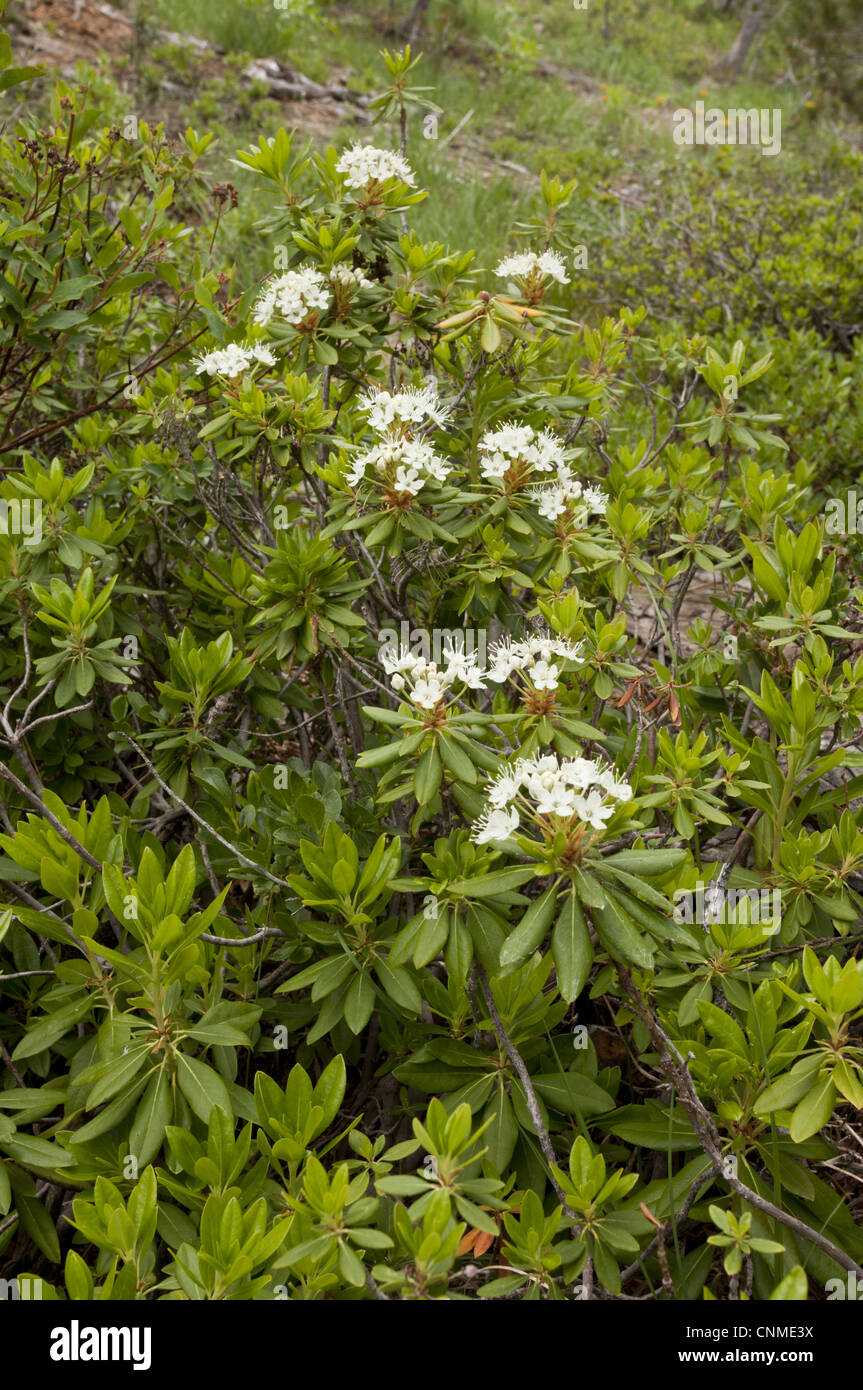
xmin=1 ymin=30 xmax=863 ymax=1309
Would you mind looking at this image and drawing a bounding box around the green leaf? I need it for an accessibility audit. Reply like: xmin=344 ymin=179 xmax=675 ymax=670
xmin=591 ymin=895 xmax=654 ymax=968
xmin=500 ymin=885 xmax=558 ymax=968
xmin=770 ymin=1266 xmax=808 ymax=1301
xmin=176 ymin=1053 xmax=232 ymax=1124
xmin=338 ymin=1239 xmax=366 ymax=1286
xmin=83 ymin=1047 xmax=152 ymax=1108
xmin=598 ymin=849 xmax=687 ymax=877
xmin=11 ymin=996 xmax=92 ymax=1061
xmin=483 ymin=1086 xmax=518 ymax=1173
xmin=414 ymin=906 xmax=450 ymax=968
xmin=1 ymin=1133 xmax=75 ymax=1169
xmin=344 ymin=972 xmax=376 ymax=1034
xmin=753 ymin=1055 xmax=823 ymax=1116
xmin=533 ymin=1072 xmax=615 ymax=1116
xmin=551 ymin=893 xmax=593 ymax=1002
xmin=439 ymin=735 xmax=477 ymax=784
xmin=17 ymin=1193 xmax=61 ymax=1263
xmin=789 ymin=1074 xmax=835 ymax=1142
xmin=311 ymin=1055 xmax=346 ymax=1132
xmin=602 ymin=1102 xmax=698 ymax=1150
xmin=65 ymin=1249 xmax=94 ymax=1301
xmin=449 ymin=866 xmax=536 ymax=898
xmin=414 ymin=746 xmax=442 ymax=805
xmin=128 ymin=1069 xmax=172 ymax=1167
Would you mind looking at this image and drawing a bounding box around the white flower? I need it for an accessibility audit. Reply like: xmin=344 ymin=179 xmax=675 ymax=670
xmin=336 ymin=144 xmax=416 ymax=191
xmin=382 ymin=645 xmax=418 ymax=676
xmin=442 ymin=642 xmax=485 ymax=689
xmin=470 ymin=749 xmax=630 ymax=846
xmin=559 ymin=757 xmax=601 ymax=790
xmin=252 ymin=265 xmax=330 ymax=328
xmin=595 ymin=768 xmax=632 ymax=801
xmin=583 ymin=485 xmax=608 ymax=514
xmin=360 ymin=384 xmax=450 ymax=434
xmin=381 ymin=644 xmax=487 ymax=712
xmin=329 ymin=262 xmax=375 ymax=293
xmin=530 ymin=659 xmax=560 ymax=691
xmin=472 ymin=806 xmax=520 ymax=845
xmin=194 ymin=341 xmax=277 ymax=377
xmin=572 ymin=790 xmax=616 ymax=830
xmin=348 ymin=437 xmax=451 ymax=495
xmin=480 ymin=423 xmax=535 ymax=456
xmin=494 ymin=249 xmax=570 ymax=285
xmin=533 ymin=466 xmax=608 ymax=525
xmin=487 ymin=767 xmax=522 ymax=809
xmin=394 ymin=465 xmax=423 ymax=495
xmin=477 ymin=424 xmax=568 ymax=487
xmin=413 ymin=676 xmax=445 ymax=709
xmin=486 ymin=629 xmax=582 ymax=694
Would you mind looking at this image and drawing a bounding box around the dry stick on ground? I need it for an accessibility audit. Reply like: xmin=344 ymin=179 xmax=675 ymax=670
xmin=728 ymin=806 xmax=762 ymax=866
xmin=617 ymin=965 xmax=863 ymax=1279
xmin=477 ymin=966 xmax=578 ymax=1224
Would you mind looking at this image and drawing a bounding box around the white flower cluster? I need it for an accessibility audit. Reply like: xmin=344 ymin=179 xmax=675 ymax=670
xmin=495 ymin=250 xmax=570 ymax=285
xmin=487 ymin=630 xmax=583 ymax=693
xmin=329 ymin=263 xmax=375 ymax=293
xmin=336 ymin=144 xmax=416 ymax=191
xmin=478 ymin=423 xmax=567 ymax=487
xmin=360 ymin=384 xmax=451 ymax=435
xmin=532 ymin=467 xmax=608 ymax=524
xmin=348 ymin=385 xmax=452 ymax=497
xmin=252 ymin=266 xmax=331 ymax=328
xmin=194 ymin=341 xmax=276 ymax=378
xmin=472 ymin=752 xmax=632 ymax=844
xmin=383 ymin=643 xmax=485 ymax=710
xmin=347 ymin=438 xmax=450 ymax=496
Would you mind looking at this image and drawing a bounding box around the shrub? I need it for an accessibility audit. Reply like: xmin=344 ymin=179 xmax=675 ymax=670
xmin=1 ymin=32 xmax=862 ymax=1303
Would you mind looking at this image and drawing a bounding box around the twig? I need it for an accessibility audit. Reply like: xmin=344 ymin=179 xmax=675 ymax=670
xmin=617 ymin=966 xmax=863 ymax=1279
xmin=115 ymin=734 xmax=294 ymax=893
xmin=0 ymin=759 xmax=101 ymax=869
xmin=477 ymin=966 xmax=577 ymax=1221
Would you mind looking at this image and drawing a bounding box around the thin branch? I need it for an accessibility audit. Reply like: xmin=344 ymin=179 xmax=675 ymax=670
xmin=617 ymin=966 xmax=863 ymax=1279
xmin=115 ymin=734 xmax=295 ymax=894
xmin=477 ymin=966 xmax=577 ymax=1220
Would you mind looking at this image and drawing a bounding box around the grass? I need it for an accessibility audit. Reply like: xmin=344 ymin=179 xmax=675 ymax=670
xmin=150 ymin=0 xmax=323 ymax=60
xmin=93 ymin=0 xmax=862 ymax=313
